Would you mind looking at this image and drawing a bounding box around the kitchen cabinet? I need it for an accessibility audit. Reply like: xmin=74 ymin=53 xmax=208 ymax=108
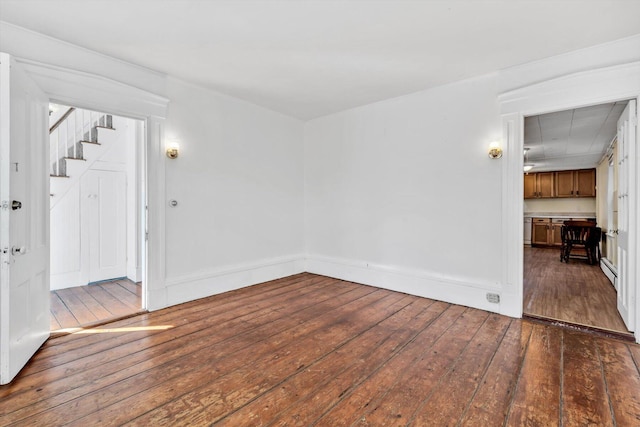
xmin=530 ymin=217 xmax=596 ymax=247
xmin=531 ymin=218 xmax=551 ymax=245
xmin=555 ymin=169 xmax=596 ymax=197
xmin=551 ymin=219 xmax=564 ymax=246
xmin=524 ymin=172 xmax=554 ymax=199
xmin=524 ymin=168 xmax=595 ymax=199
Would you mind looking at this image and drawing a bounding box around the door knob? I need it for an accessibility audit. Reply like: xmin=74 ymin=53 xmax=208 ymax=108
xmin=11 ymin=200 xmax=22 ymax=210
xmin=11 ymin=246 xmax=26 ymax=255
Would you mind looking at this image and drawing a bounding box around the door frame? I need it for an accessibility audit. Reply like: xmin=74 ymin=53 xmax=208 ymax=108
xmin=14 ymin=57 xmax=170 ymax=311
xmin=498 ymin=61 xmax=640 ymax=342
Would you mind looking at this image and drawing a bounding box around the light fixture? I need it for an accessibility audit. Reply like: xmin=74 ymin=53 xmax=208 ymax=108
xmin=166 ymin=142 xmax=180 ymax=159
xmin=488 ymin=141 xmax=502 ymax=159
xmin=523 ymin=147 xmax=534 ymax=172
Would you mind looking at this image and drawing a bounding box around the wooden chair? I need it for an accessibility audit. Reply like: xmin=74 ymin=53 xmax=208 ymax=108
xmin=560 ymin=224 xmax=601 ymax=265
xmin=563 ymin=220 xmax=596 ymax=227
xmin=586 ymin=226 xmax=602 ymax=265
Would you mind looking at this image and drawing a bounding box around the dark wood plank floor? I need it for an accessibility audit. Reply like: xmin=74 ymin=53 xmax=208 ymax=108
xmin=2 ymin=273 xmax=639 ymax=426
xmin=524 ymin=246 xmax=632 ymax=336
xmin=50 ymin=279 xmax=143 ymax=332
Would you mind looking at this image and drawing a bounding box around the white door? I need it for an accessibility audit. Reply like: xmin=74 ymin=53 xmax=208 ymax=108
xmin=82 ymin=169 xmax=127 ymax=283
xmin=0 ymin=53 xmax=50 ymax=385
xmin=616 ymin=100 xmax=637 ymax=331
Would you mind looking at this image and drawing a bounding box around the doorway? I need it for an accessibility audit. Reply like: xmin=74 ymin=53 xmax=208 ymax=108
xmin=48 ymin=103 xmax=147 ymax=332
xmin=521 ymin=101 xmax=633 ymax=338
xmin=1 ymin=54 xmax=167 ymax=385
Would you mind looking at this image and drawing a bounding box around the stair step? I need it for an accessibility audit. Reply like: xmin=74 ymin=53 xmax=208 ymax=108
xmin=50 ymin=174 xmax=69 ymax=178
xmin=64 ymin=156 xmax=86 ymax=161
xmin=80 ymin=140 xmax=102 ymax=145
xmin=95 ymin=126 xmax=115 ymax=131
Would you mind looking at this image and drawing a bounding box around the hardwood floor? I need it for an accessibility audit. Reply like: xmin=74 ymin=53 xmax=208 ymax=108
xmin=50 ymin=279 xmax=143 ymax=332
xmin=2 ymin=273 xmax=639 ymax=426
xmin=524 ymin=246 xmax=632 ymax=336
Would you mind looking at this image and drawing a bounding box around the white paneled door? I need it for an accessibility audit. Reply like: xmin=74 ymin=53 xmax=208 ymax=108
xmin=82 ymin=169 xmax=127 ymax=283
xmin=616 ymin=100 xmax=637 ymax=331
xmin=0 ymin=53 xmax=50 ymax=385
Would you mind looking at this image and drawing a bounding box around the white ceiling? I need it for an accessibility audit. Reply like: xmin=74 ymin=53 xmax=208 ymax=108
xmin=1 ymin=1 xmax=639 ymax=120
xmin=524 ymin=102 xmax=627 ymax=172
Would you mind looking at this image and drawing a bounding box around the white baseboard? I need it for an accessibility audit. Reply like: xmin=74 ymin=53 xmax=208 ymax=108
xmin=162 ymin=255 xmax=306 ymax=308
xmin=50 ymin=271 xmax=83 ymax=290
xmin=54 ymin=254 xmax=519 ymax=318
xmin=127 ymin=265 xmax=142 ymax=283
xmin=305 ymin=255 xmax=506 ymax=316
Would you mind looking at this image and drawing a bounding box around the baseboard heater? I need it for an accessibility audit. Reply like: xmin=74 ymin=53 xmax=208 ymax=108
xmin=600 ymin=258 xmax=617 ymax=287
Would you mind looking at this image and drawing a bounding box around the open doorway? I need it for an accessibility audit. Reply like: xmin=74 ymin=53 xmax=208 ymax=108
xmin=522 ymin=101 xmax=633 ymax=339
xmin=48 ymin=103 xmax=146 ymax=332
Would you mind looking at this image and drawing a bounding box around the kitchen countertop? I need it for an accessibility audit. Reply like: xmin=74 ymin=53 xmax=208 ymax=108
xmin=524 ymin=212 xmax=596 ymax=219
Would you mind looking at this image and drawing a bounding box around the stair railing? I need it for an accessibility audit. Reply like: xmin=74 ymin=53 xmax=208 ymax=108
xmin=49 ymin=107 xmax=105 ymax=177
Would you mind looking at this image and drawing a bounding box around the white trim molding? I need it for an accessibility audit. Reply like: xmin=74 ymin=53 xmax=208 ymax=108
xmin=161 ymin=255 xmax=306 ymax=308
xmin=499 ymin=61 xmax=640 ymax=342
xmin=144 ymin=118 xmax=166 ymax=311
xmin=306 ymin=255 xmax=505 ymax=315
xmin=15 ymin=58 xmax=169 ymax=120
xmin=9 ymin=55 xmax=170 ymax=314
xmin=499 ymin=62 xmax=640 ymax=115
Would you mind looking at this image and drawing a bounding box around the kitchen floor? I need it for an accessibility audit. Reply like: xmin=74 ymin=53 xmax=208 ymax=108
xmin=523 ymin=246 xmax=632 ymax=338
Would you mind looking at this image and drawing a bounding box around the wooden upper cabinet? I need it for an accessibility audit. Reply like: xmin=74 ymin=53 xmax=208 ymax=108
xmin=553 ymin=169 xmax=596 ymax=198
xmin=525 ymin=168 xmax=596 ymax=199
xmin=555 ymin=170 xmax=575 ymax=197
xmin=536 ymin=172 xmax=554 ymax=198
xmin=524 ymin=172 xmax=554 ymax=199
xmin=524 ymin=174 xmax=537 ymax=199
xmin=575 ymin=169 xmax=596 ymax=197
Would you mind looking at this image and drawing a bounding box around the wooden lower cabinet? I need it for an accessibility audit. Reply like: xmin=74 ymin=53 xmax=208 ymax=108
xmin=530 ymin=217 xmax=588 ymax=247
xmin=550 ymin=221 xmax=564 ymax=246
xmin=531 ymin=219 xmax=551 ymax=245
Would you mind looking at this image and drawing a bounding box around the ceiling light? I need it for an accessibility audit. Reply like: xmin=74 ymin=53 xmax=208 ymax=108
xmin=523 ymin=148 xmax=534 ymax=171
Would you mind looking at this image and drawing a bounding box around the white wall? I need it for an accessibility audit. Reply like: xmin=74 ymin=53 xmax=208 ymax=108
xmin=524 ymin=198 xmax=596 ymax=216
xmin=162 ymin=77 xmax=305 ymax=304
xmin=304 ymin=74 xmax=505 ymax=311
xmin=1 ymin=22 xmax=305 ymax=309
xmin=1 ymin=21 xmax=639 ymax=315
xmin=304 ymin=35 xmax=640 ymax=316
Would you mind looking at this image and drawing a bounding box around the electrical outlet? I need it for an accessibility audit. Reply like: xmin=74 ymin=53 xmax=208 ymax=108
xmin=486 ymin=293 xmax=500 ymax=304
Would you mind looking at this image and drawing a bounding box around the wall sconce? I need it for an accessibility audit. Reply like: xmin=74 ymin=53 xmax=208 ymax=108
xmin=166 ymin=142 xmax=180 ymax=159
xmin=488 ymin=142 xmax=502 ymax=159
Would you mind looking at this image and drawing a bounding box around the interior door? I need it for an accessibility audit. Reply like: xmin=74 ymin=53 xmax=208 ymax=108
xmin=0 ymin=53 xmax=50 ymax=385
xmin=83 ymin=169 xmax=127 ymax=283
xmin=616 ymin=100 xmax=637 ymax=331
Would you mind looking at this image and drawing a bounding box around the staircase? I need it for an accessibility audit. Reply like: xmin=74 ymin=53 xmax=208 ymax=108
xmin=49 ymin=107 xmax=115 ymax=207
